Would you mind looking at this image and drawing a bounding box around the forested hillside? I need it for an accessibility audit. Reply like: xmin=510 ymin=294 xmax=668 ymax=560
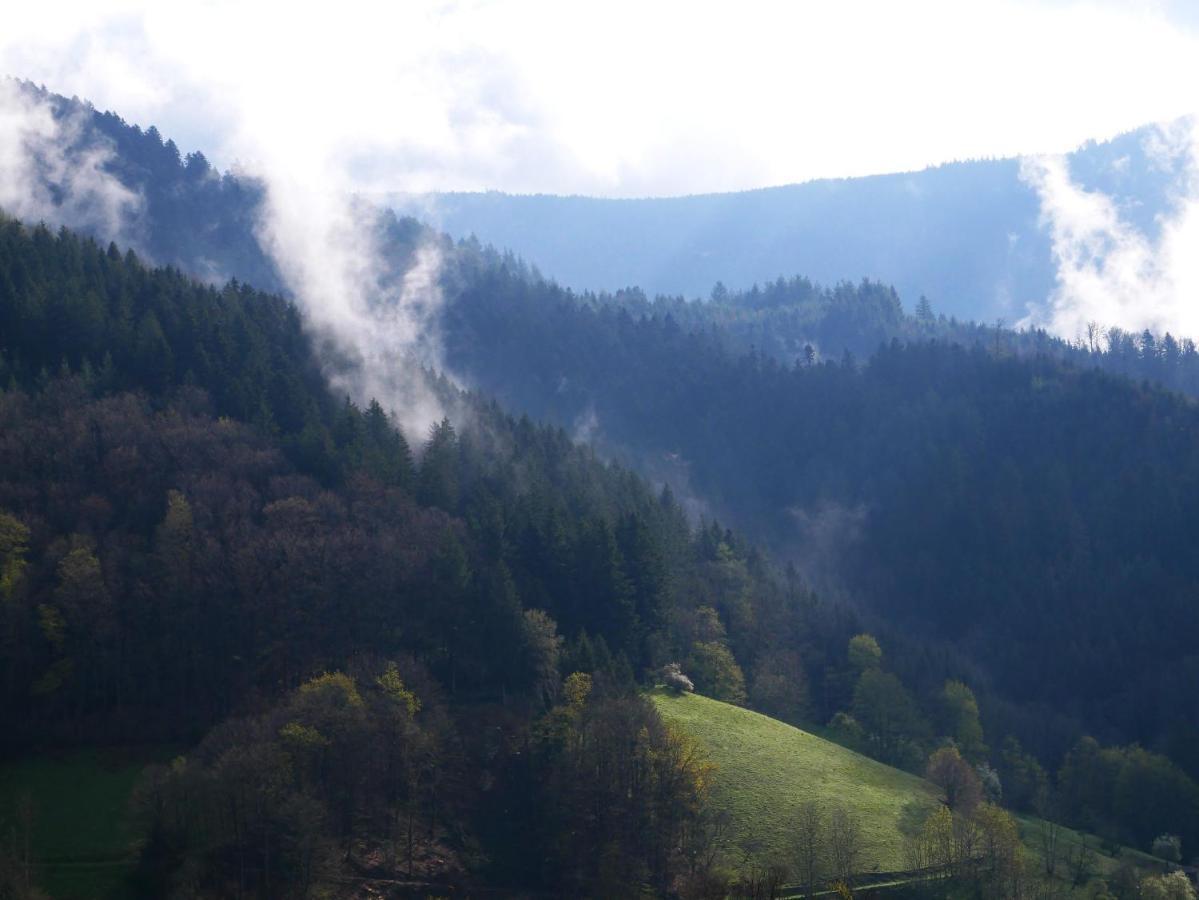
xmin=4 ymin=216 xmax=1197 ymax=894
xmin=13 ymin=81 xmax=283 ymax=293
xmin=14 ymin=81 xmax=1199 ymax=771
xmin=0 ymin=215 xmax=901 ymax=895
xmin=23 ymin=80 xmax=1199 ymax=397
xmin=443 ymin=261 xmax=1199 ymax=768
xmin=586 ymin=274 xmax=1199 ymax=399
xmin=6 ymin=83 xmax=1199 ymax=895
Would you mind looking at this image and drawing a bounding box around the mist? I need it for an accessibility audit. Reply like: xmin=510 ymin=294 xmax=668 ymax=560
xmin=0 ymin=79 xmax=141 ymax=247
xmin=7 ymin=4 xmax=1199 ymax=436
xmin=1020 ymin=116 xmax=1199 ymax=340
xmin=253 ymin=172 xmax=451 ymax=440
xmin=0 ymin=78 xmax=452 ymax=441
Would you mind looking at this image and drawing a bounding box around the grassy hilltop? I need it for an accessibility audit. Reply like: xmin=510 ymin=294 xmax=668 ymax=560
xmin=650 ymin=688 xmax=1160 ymax=891
xmin=650 ymin=687 xmax=941 ymax=873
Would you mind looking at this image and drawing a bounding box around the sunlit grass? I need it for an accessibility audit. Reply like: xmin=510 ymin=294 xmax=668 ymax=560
xmin=650 ymin=687 xmax=940 ymax=873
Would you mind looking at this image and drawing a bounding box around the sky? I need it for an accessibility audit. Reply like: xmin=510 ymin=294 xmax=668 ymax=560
xmin=2 ymin=0 xmax=1199 ymax=198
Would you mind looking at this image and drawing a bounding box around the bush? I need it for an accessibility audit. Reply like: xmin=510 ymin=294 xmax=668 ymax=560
xmin=976 ymin=762 xmax=1003 ymax=804
xmin=926 ymin=745 xmax=983 ymax=813
xmin=687 ymin=642 xmax=747 ymax=704
xmin=662 ymin=662 xmax=695 ymax=694
xmin=1153 ymin=833 xmax=1183 ymax=863
xmin=1141 ymin=870 xmax=1197 ymax=900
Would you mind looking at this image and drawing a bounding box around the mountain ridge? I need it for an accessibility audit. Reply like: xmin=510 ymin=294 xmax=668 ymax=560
xmin=396 ymin=119 xmax=1188 ymax=323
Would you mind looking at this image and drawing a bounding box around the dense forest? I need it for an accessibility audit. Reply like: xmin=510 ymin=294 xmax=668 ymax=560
xmin=5 ymin=81 xmax=1199 ymax=896
xmin=0 ymin=216 xmax=899 ymax=895
xmin=3 ymin=211 xmax=1198 ymax=896
xmin=442 ymin=259 xmax=1199 ymax=767
xmin=7 ymin=80 xmax=283 ymax=293
xmin=603 ymin=273 xmax=1199 ymax=397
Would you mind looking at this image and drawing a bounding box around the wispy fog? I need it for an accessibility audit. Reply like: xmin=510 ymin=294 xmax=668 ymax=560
xmin=0 ymin=79 xmax=141 ymax=245
xmin=254 ymin=174 xmax=451 ymax=438
xmin=1020 ymin=117 xmax=1199 ymax=339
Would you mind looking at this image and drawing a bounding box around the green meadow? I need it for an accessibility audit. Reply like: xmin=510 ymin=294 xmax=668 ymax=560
xmin=0 ymin=747 xmax=166 ymax=899
xmin=650 ymin=687 xmax=941 ymax=874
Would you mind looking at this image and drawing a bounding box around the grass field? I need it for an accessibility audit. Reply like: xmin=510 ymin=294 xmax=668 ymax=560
xmin=650 ymin=687 xmax=942 ymax=873
xmin=651 ymin=688 xmax=1167 ymax=894
xmin=1016 ymin=814 xmax=1164 ymax=881
xmin=0 ymin=747 xmax=167 ymax=899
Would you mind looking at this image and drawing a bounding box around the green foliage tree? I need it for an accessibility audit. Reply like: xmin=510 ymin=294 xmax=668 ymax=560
xmin=0 ymin=511 xmax=28 ymax=602
xmin=851 ymin=669 xmax=926 ymax=764
xmin=136 ymin=663 xmax=448 ymax=896
xmin=1141 ymin=871 xmax=1199 ymax=900
xmin=749 ymin=648 xmax=808 ymax=723
xmin=939 ymin=680 xmax=986 ymax=761
xmin=531 ymin=681 xmax=713 ymax=895
xmin=133 ymin=310 xmax=173 ymax=391
xmin=1058 ymin=736 xmax=1199 ymax=850
xmin=907 ymin=802 xmax=1023 ymax=896
xmin=828 ymin=711 xmax=866 ymax=751
xmin=521 ymin=608 xmax=563 ymax=708
xmin=417 ymin=418 xmax=459 ymax=510
xmin=998 ymin=736 xmax=1048 ymax=811
xmin=847 ymin=633 xmax=882 ymax=673
xmin=687 ymin=640 xmax=747 ymax=705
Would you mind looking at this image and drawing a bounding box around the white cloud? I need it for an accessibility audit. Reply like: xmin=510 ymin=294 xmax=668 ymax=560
xmin=0 ymin=79 xmax=141 ymax=243
xmin=3 ymin=0 xmax=1199 ymax=198
xmin=1019 ymin=118 xmax=1199 ymax=339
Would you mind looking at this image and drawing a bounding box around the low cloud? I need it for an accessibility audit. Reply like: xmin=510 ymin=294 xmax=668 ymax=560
xmin=8 ymin=2 xmax=1199 ymax=198
xmin=0 ymin=79 xmax=141 ymax=245
xmin=254 ymin=176 xmax=452 ymax=439
xmin=1019 ymin=117 xmax=1199 ymax=340
xmin=0 ymin=78 xmax=450 ymax=439
xmin=788 ymin=501 xmax=867 ymax=599
xmin=571 ymin=405 xmax=601 ymax=445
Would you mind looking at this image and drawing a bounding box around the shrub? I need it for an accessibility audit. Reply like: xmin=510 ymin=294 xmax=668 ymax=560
xmin=661 ymin=662 xmax=695 ymax=694
xmin=1152 ymin=833 xmax=1183 ymax=863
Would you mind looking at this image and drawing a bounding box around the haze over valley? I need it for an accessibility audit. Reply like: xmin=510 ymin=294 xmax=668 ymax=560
xmin=3 ymin=4 xmax=1199 ymax=898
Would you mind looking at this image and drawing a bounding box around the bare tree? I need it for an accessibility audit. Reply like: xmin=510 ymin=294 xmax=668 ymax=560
xmin=733 ymin=863 xmax=790 ymax=900
xmin=1068 ymin=832 xmax=1095 ymax=886
xmin=0 ymin=792 xmax=37 ymax=898
xmin=794 ymin=800 xmax=823 ymax=898
xmin=684 ymin=806 xmax=732 ymax=892
xmin=1033 ymin=788 xmax=1061 ymax=878
xmin=828 ymin=805 xmax=864 ymax=888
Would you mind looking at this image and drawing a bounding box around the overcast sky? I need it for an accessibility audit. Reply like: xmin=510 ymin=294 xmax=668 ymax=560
xmin=2 ymin=0 xmax=1199 ymax=198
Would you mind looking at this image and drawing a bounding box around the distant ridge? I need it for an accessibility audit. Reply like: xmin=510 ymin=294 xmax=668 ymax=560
xmin=395 ymin=121 xmax=1185 ymax=322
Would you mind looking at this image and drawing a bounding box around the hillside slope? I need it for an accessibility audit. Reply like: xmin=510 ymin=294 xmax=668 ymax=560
xmin=10 ymin=82 xmax=1199 ymax=842
xmin=652 ymin=689 xmax=1164 ymax=894
xmin=650 ymin=688 xmax=940 ymax=873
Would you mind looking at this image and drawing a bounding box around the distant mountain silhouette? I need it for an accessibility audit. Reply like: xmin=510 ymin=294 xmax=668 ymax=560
xmin=398 ymin=122 xmax=1186 ymax=322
